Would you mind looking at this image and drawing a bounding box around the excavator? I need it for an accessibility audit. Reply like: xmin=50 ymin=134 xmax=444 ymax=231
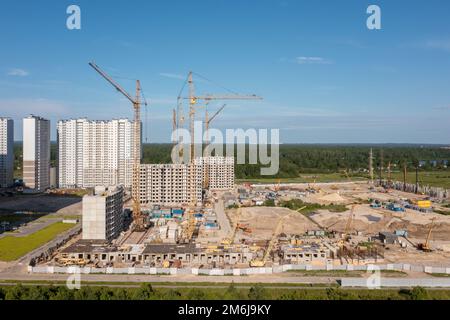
xmin=250 ymin=206 xmax=307 ymax=267
xmin=335 ymin=204 xmax=356 ymax=248
xmin=221 ymin=207 xmax=242 ymax=245
xmin=417 ymin=218 xmax=436 ymax=252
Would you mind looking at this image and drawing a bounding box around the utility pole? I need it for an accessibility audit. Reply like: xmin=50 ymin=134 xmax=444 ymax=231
xmin=387 ymin=161 xmax=392 ymax=186
xmin=403 ymin=163 xmax=407 ymax=191
xmin=379 ymin=149 xmax=384 ymax=185
xmin=369 ymin=148 xmax=374 ymax=184
xmin=415 ymin=165 xmax=419 ymax=194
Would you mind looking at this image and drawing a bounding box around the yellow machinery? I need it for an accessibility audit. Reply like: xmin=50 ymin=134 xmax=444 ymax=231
xmin=418 ymin=218 xmax=436 ymax=252
xmin=222 ymin=207 xmax=242 ymax=245
xmin=337 ymin=204 xmax=356 ymax=248
xmin=57 ymin=257 xmax=88 ymax=266
xmin=89 ymin=62 xmax=147 ymax=231
xmin=250 ymin=206 xmax=306 ymax=267
xmin=416 ymin=200 xmax=432 ymax=209
xmin=274 ymin=179 xmax=281 ymax=192
xmin=162 ymin=260 xmax=170 ymax=268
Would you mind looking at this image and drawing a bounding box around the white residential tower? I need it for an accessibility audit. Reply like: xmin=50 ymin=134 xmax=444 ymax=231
xmin=0 ymin=118 xmax=14 ymax=188
xmin=23 ymin=115 xmax=50 ymax=192
xmin=57 ymin=118 xmax=135 ymax=189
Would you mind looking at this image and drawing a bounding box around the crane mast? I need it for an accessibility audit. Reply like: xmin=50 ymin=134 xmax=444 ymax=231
xmin=182 ymin=72 xmax=262 ymax=196
xmin=89 ymin=62 xmax=146 ymax=232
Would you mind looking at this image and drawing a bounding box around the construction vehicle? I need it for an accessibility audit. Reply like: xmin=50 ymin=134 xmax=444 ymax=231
xmin=340 ymin=204 xmax=356 ymax=244
xmin=250 ymin=206 xmax=306 ymax=267
xmin=236 ymin=223 xmax=252 ymax=234
xmin=417 ymin=218 xmax=436 ymax=252
xmin=89 ymin=62 xmax=147 ymax=231
xmin=57 ymin=257 xmax=88 ymax=266
xmin=274 ymin=179 xmax=281 ymax=192
xmin=222 ymin=207 xmax=242 ymax=245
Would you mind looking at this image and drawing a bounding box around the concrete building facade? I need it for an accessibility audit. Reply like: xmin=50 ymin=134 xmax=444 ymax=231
xmin=57 ymin=118 xmax=135 ymax=189
xmin=200 ymin=156 xmax=235 ymax=190
xmin=23 ymin=115 xmax=50 ymax=192
xmin=82 ymin=185 xmax=124 ymax=241
xmin=138 ymin=156 xmax=234 ymax=206
xmin=139 ymin=162 xmax=203 ymax=206
xmin=0 ymin=118 xmax=14 ymax=188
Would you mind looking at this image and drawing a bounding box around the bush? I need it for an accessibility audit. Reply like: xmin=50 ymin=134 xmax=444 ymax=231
xmin=248 ymin=284 xmax=267 ymax=300
xmin=409 ymin=287 xmax=429 ymax=300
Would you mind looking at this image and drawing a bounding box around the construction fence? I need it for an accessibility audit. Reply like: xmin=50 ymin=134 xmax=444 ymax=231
xmin=28 ymin=263 xmax=450 ymax=276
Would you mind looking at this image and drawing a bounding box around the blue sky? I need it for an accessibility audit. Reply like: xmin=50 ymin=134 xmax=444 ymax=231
xmin=0 ymin=0 xmax=449 ymax=143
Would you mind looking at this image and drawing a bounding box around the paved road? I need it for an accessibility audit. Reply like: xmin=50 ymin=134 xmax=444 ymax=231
xmin=214 ymin=195 xmax=231 ymax=239
xmin=0 ymin=271 xmax=338 ymax=285
xmin=0 ymin=218 xmax=61 ymax=239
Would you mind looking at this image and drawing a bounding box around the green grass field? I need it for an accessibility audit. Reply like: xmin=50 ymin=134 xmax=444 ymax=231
xmin=0 ymin=222 xmax=75 ymax=262
xmin=238 ymin=171 xmax=450 ymax=189
xmin=237 ymin=173 xmax=366 ymax=184
xmin=389 ymin=171 xmax=450 ymax=189
xmin=0 ymin=213 xmax=46 ymax=223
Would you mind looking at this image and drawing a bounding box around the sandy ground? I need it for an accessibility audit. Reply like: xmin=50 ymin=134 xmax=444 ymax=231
xmin=308 ymin=203 xmax=450 ymax=241
xmin=229 ymin=206 xmax=317 ymax=241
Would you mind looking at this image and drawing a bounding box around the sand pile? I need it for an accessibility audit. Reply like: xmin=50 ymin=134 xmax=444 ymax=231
xmin=319 ymin=192 xmax=346 ymax=203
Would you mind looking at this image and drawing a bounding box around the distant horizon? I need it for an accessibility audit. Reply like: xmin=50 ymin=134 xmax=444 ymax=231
xmin=10 ymin=141 xmax=450 ymax=147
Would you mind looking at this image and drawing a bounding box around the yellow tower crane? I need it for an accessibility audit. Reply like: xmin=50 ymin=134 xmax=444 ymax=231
xmin=340 ymin=204 xmax=356 ymax=246
xmin=89 ymin=62 xmax=147 ymax=231
xmin=222 ymin=206 xmax=242 ymax=245
xmin=250 ymin=206 xmax=307 ymax=267
xmin=177 ymin=72 xmax=262 ymax=240
xmin=203 ymin=104 xmax=227 ymax=188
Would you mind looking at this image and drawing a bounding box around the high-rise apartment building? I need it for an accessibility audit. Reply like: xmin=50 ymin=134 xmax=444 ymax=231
xmin=139 ymin=156 xmax=234 ymax=206
xmin=23 ymin=115 xmax=50 ymax=192
xmin=57 ymin=118 xmax=135 ymax=189
xmin=0 ymin=118 xmax=14 ymax=188
xmin=82 ymin=185 xmax=124 ymax=241
xmin=200 ymin=156 xmax=235 ymax=190
xmin=139 ymin=162 xmax=203 ymax=206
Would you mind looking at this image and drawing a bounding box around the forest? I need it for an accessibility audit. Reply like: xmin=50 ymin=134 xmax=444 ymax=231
xmin=13 ymin=143 xmax=450 ymax=180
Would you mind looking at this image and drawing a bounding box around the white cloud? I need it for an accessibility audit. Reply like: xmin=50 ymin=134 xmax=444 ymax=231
xmin=424 ymin=39 xmax=450 ymax=52
xmin=0 ymin=98 xmax=69 ymax=117
xmin=296 ymin=56 xmax=333 ymax=65
xmin=159 ymin=72 xmax=186 ymax=80
xmin=7 ymin=68 xmax=29 ymax=77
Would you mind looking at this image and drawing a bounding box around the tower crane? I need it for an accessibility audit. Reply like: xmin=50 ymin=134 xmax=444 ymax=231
xmin=181 ymin=71 xmax=263 ymax=166
xmin=343 ymin=204 xmax=356 ymax=242
xmin=204 ymin=104 xmax=226 ymax=141
xmin=177 ymin=72 xmax=262 ymax=241
xmin=89 ymin=62 xmax=147 ymax=232
xmin=203 ymin=104 xmax=226 ymax=188
xmin=250 ymin=206 xmax=307 ymax=267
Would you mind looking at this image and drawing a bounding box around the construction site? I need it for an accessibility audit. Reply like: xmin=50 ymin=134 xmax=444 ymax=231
xmin=11 ymin=63 xmax=448 ymax=275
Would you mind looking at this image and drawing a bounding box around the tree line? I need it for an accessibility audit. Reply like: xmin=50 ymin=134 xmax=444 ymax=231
xmin=0 ymin=283 xmax=439 ymax=300
xmin=13 ymin=143 xmax=450 ymax=179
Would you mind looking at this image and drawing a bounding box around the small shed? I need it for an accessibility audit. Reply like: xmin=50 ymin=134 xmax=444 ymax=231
xmin=379 ymin=232 xmax=399 ymax=245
